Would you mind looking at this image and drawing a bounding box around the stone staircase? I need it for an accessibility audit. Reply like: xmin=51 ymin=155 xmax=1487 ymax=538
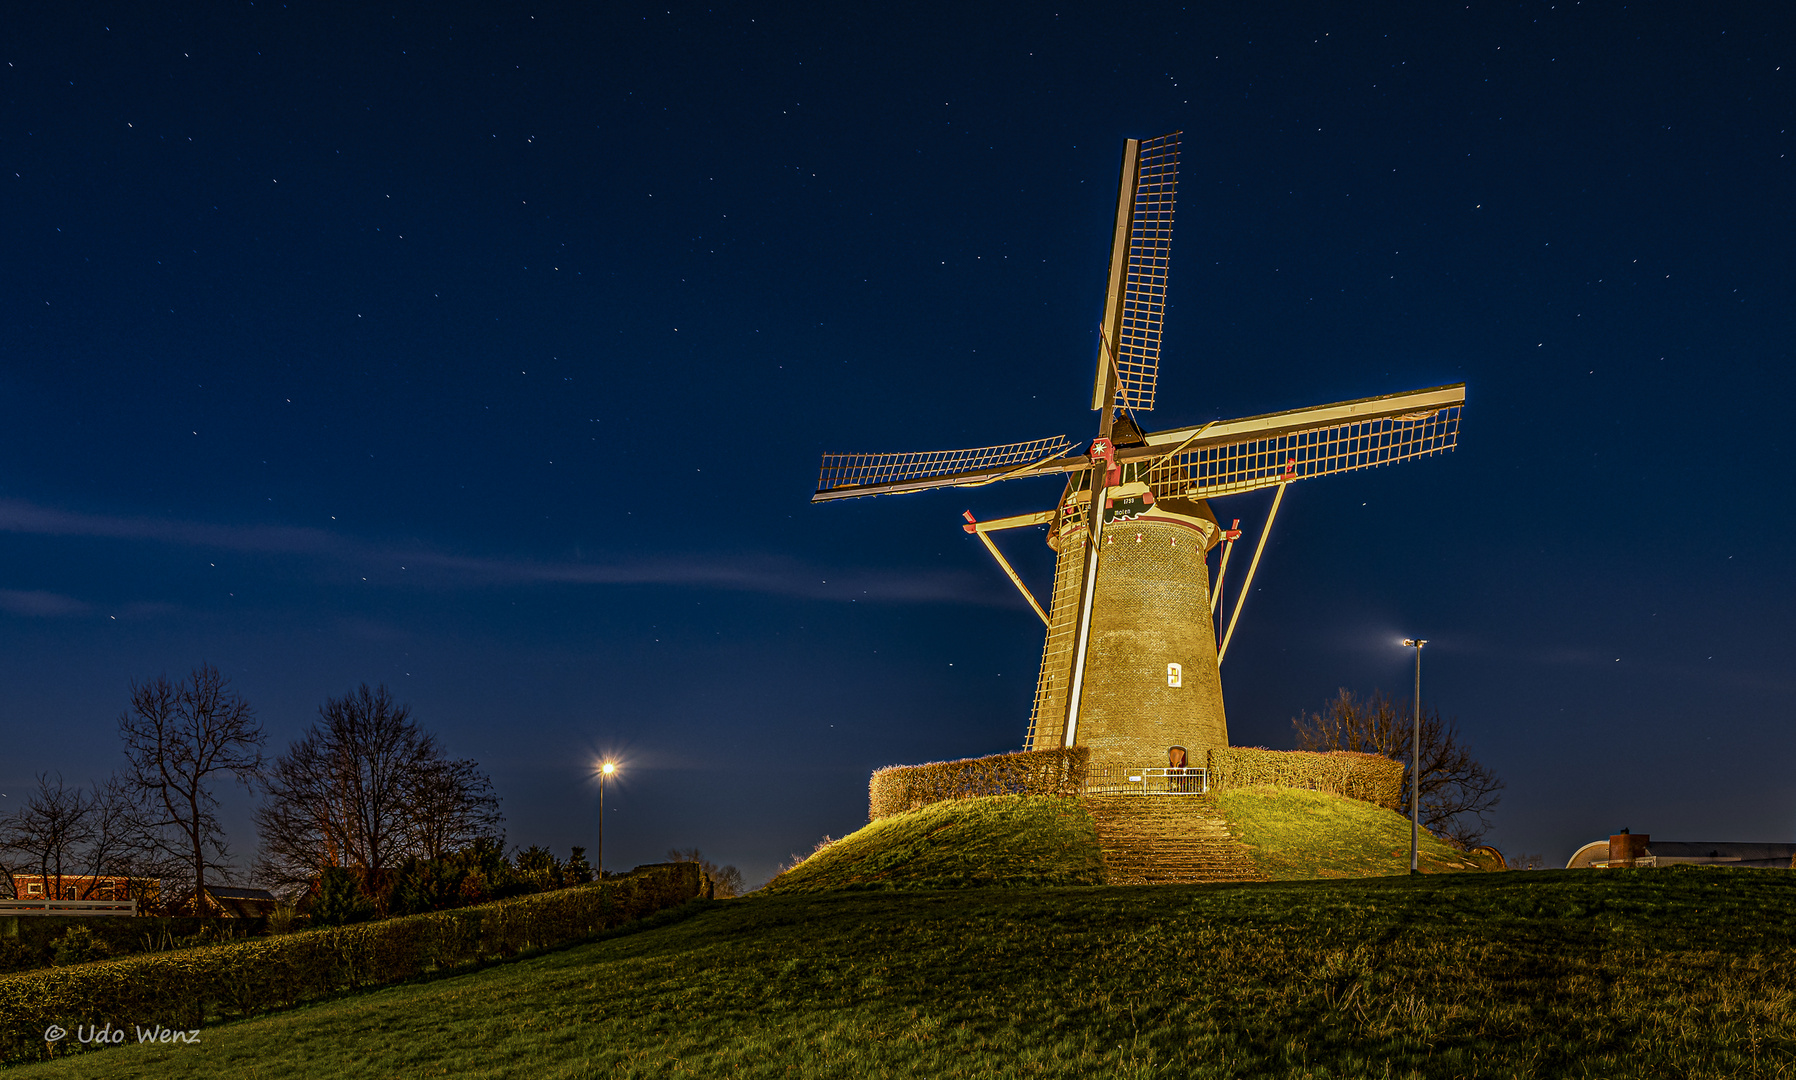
xmin=1082 ymin=795 xmax=1268 ymax=885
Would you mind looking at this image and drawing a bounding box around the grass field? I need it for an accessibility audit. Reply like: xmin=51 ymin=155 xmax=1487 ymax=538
xmin=13 ymin=866 xmax=1796 ymax=1078
xmin=1216 ymin=787 xmax=1506 ymax=879
xmin=762 ymin=794 xmax=1106 ymax=893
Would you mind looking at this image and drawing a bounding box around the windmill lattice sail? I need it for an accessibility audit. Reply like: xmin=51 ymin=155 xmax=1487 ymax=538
xmin=814 ymin=386 xmax=1463 ymax=508
xmin=1111 ymin=131 xmax=1179 ymax=413
xmin=1137 ymin=387 xmax=1463 ymax=500
xmin=814 ymin=435 xmax=1072 ymax=501
xmin=1156 ymin=406 xmax=1461 ymax=498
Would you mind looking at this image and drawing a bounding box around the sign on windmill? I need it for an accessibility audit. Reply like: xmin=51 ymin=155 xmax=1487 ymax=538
xmin=812 ymin=132 xmax=1464 ymax=780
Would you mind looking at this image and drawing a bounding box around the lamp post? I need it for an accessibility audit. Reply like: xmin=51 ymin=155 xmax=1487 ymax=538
xmin=1401 ymin=639 xmax=1427 ymax=874
xmin=597 ymin=761 xmax=617 ymax=879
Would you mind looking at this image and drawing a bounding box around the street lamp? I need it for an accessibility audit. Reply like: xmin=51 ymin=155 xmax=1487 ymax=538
xmin=1401 ymin=639 xmax=1427 ymax=874
xmin=597 ymin=761 xmax=617 ymax=879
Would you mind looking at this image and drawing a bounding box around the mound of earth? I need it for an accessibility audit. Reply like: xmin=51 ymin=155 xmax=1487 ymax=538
xmin=1215 ymin=785 xmax=1504 ymax=879
xmin=761 ymin=794 xmax=1106 ymax=893
xmin=763 ymin=786 xmax=1499 ymax=893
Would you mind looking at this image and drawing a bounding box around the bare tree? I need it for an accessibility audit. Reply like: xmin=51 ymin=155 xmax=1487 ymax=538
xmin=1 ymin=774 xmax=94 ymax=902
xmin=73 ymin=777 xmax=153 ymax=900
xmin=256 ymin=684 xmax=499 ymax=894
xmin=404 ymin=757 xmax=502 ymax=862
xmin=1292 ymin=688 xmax=1504 ymax=848
xmin=118 ymin=664 xmax=266 ymax=913
xmin=255 ymin=731 xmax=350 ymax=891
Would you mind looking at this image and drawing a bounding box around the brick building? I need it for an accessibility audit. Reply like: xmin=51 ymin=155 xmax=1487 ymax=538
xmin=10 ymin=874 xmax=132 ymax=901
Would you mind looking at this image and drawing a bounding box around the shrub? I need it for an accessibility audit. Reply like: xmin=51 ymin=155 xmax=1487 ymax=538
xmin=1207 ymin=746 xmax=1403 ymax=809
xmin=0 ymin=940 xmax=40 ymax=975
xmin=382 ymin=838 xmax=547 ymax=914
xmin=387 ymin=857 xmax=446 ymax=916
xmin=266 ymin=901 xmax=301 ymax=935
xmin=459 ymin=868 xmax=490 ymax=904
xmin=50 ymin=926 xmax=109 ymax=966
xmin=312 ymin=867 xmax=374 ymax=927
xmin=869 ymin=748 xmax=1090 ymax=820
xmin=514 ymin=845 xmax=563 ymax=892
xmin=0 ymin=862 xmax=703 ymax=1064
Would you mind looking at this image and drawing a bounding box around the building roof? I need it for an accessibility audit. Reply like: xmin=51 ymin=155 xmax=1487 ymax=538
xmin=1568 ymin=839 xmax=1796 ymax=870
xmin=205 ymin=886 xmax=278 ymax=902
xmin=169 ymin=884 xmax=281 ymax=917
xmin=1646 ymin=841 xmax=1796 ymax=863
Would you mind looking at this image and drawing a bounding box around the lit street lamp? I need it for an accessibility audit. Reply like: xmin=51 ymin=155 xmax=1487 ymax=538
xmin=598 ymin=761 xmax=617 ymax=879
xmin=1401 ymin=639 xmax=1427 ymax=874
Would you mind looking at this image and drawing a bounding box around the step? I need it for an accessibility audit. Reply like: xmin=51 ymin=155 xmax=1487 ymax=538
xmin=1082 ymin=795 xmax=1269 ymax=885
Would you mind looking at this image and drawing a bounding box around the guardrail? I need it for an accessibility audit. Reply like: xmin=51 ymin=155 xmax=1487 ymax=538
xmin=1086 ymin=766 xmax=1209 ymax=796
xmin=0 ymin=899 xmax=138 ymax=917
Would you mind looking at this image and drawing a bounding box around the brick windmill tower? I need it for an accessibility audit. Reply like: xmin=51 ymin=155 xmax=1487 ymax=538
xmin=812 ymin=133 xmax=1464 ymax=777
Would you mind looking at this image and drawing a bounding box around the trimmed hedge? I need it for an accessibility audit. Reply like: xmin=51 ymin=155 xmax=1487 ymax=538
xmin=0 ymin=862 xmax=702 ymax=1064
xmin=869 ymin=748 xmax=1089 ymax=821
xmin=1208 ymin=746 xmax=1403 ymax=809
xmin=0 ymin=916 xmax=263 ymax=975
xmin=868 ymin=746 xmax=1401 ymax=819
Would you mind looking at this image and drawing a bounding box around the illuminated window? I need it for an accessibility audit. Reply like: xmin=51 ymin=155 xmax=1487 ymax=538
xmin=25 ymin=883 xmax=43 ymax=897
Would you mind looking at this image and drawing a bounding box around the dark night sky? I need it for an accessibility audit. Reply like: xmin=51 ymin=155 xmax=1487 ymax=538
xmin=3 ymin=2 xmax=1791 ymax=886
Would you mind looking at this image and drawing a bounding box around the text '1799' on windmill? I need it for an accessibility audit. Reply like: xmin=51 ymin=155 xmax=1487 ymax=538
xmin=812 ymin=132 xmax=1463 ymax=779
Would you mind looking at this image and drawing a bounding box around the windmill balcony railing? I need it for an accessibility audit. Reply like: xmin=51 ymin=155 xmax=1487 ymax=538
xmin=1085 ymin=766 xmax=1209 ymax=796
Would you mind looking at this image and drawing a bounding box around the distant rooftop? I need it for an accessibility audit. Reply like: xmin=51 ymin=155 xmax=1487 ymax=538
xmin=204 ymin=886 xmax=278 ymax=901
xmin=1568 ymin=839 xmax=1796 ymax=870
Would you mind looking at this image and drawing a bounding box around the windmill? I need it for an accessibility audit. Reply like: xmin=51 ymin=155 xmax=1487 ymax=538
xmin=812 ymin=132 xmax=1464 ymax=777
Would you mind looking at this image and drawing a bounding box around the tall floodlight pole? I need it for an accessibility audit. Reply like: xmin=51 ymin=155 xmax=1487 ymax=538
xmin=1402 ymin=639 xmax=1427 ymax=873
xmin=597 ymin=761 xmax=617 ymax=879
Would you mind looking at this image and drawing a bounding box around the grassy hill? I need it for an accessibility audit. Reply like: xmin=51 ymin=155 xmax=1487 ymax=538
xmin=14 ymin=867 xmax=1796 ymax=1078
xmin=1216 ymin=786 xmax=1506 ymax=878
xmin=765 ymin=788 xmax=1497 ymax=893
xmin=762 ymin=794 xmax=1106 ymax=893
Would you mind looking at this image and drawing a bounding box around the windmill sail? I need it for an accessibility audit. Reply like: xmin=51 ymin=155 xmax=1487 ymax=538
xmin=1092 ymin=132 xmax=1180 ymax=415
xmin=1136 ymin=384 xmax=1464 ymax=498
xmin=813 ymin=434 xmax=1074 ymax=502
xmin=1113 ymin=132 xmax=1179 ymax=413
xmin=814 ymin=385 xmax=1465 ymax=503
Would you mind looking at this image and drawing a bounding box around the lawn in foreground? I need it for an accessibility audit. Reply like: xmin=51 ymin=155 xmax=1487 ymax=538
xmin=13 ymin=866 xmax=1796 ymax=1079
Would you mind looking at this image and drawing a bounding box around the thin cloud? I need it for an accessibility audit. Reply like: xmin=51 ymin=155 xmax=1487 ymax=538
xmin=405 ymin=551 xmax=994 ymax=602
xmin=0 ymin=498 xmax=1007 ymax=606
xmin=0 ymin=499 xmax=347 ymax=556
xmin=0 ymin=589 xmax=91 ymax=617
